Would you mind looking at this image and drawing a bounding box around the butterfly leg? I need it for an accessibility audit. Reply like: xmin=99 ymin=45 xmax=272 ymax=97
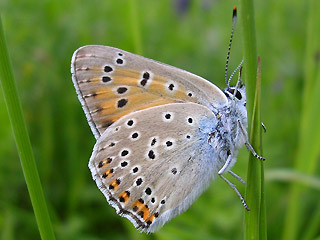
xmin=245 ymin=142 xmax=265 ymax=160
xmin=218 ymin=153 xmax=233 ymax=175
xmin=228 ymin=170 xmax=246 ymax=184
xmin=237 ymin=119 xmax=266 ymax=160
xmin=261 ymin=122 xmax=267 ymax=133
xmin=218 ymin=154 xmax=249 ymax=210
xmin=219 ymin=174 xmax=250 ymax=211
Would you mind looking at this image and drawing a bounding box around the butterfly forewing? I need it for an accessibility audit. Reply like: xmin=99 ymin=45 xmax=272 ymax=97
xmin=71 ymin=45 xmax=227 ymax=139
xmin=89 ymin=102 xmax=222 ymax=232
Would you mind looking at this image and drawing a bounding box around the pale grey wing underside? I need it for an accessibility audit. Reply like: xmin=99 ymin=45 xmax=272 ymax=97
xmin=71 ymin=45 xmax=228 ymax=139
xmin=89 ymin=102 xmax=224 ymax=232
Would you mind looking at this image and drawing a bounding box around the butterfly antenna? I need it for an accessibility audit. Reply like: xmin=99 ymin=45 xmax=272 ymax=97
xmin=225 ymin=6 xmax=237 ymax=88
xmin=228 ymin=59 xmax=243 ymax=87
xmin=233 ymin=66 xmax=243 ymax=98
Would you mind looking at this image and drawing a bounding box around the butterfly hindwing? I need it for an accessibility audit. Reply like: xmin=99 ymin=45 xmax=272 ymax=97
xmin=89 ymin=102 xmax=223 ymax=232
xmin=71 ymin=45 xmax=227 ymax=139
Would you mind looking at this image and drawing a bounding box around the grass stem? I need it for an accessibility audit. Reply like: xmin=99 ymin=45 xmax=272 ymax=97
xmin=239 ymin=1 xmax=267 ymax=239
xmin=0 ymin=17 xmax=55 ymax=240
xmin=282 ymin=1 xmax=320 ymax=239
xmin=128 ymin=0 xmax=143 ymax=55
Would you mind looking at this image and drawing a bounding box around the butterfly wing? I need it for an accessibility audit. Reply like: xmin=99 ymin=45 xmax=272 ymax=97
xmin=71 ymin=45 xmax=227 ymax=139
xmin=89 ymin=102 xmax=222 ymax=232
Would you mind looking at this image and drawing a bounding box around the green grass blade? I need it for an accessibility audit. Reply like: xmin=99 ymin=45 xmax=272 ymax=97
xmin=259 ymin=162 xmax=267 ymax=240
xmin=301 ymin=204 xmax=320 ymax=240
xmin=300 ymin=62 xmax=320 ymax=240
xmin=302 ymin=0 xmax=320 ymax=107
xmin=282 ymin=1 xmax=320 ymax=239
xmin=257 ymin=59 xmax=267 ymax=240
xmin=0 ymin=17 xmax=55 ymax=240
xmin=266 ymin=169 xmax=320 ymax=190
xmin=239 ymin=1 xmax=266 ymax=239
xmin=283 ymin=62 xmax=320 ymax=240
xmin=128 ymin=0 xmax=143 ymax=55
xmin=239 ymin=1 xmax=257 ymax=121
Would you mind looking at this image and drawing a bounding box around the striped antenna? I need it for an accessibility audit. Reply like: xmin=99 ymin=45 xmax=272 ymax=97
xmin=233 ymin=66 xmax=243 ymax=98
xmin=228 ymin=59 xmax=243 ymax=87
xmin=225 ymin=6 xmax=237 ymax=87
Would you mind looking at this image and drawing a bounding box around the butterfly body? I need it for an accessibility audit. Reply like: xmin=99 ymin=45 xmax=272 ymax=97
xmin=71 ymin=45 xmax=249 ymax=232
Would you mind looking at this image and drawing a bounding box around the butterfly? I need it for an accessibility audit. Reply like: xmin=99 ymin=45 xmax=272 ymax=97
xmin=70 ymin=8 xmax=264 ymax=233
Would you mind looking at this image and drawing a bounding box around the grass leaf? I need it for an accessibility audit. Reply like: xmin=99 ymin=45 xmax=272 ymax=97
xmin=0 ymin=17 xmax=55 ymax=240
xmin=282 ymin=1 xmax=320 ymax=239
xmin=239 ymin=1 xmax=267 ymax=239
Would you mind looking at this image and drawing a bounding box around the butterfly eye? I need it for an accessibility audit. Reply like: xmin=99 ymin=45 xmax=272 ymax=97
xmin=227 ymin=88 xmax=242 ymax=100
xmin=235 ymin=90 xmax=242 ymax=100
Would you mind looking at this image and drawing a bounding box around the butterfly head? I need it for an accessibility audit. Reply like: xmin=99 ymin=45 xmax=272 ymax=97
xmin=223 ymin=84 xmax=248 ymax=127
xmin=224 ymin=84 xmax=246 ymax=104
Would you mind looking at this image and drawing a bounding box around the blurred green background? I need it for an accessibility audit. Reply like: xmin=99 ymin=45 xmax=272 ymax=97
xmin=0 ymin=0 xmax=320 ymax=239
